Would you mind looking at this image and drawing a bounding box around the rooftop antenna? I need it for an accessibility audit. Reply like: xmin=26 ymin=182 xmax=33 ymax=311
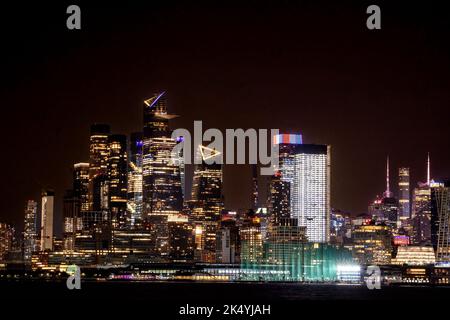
xmin=383 ymin=156 xmax=392 ymax=198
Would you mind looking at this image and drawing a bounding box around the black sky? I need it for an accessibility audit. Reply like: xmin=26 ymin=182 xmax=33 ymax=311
xmin=1 ymin=1 xmax=450 ymax=233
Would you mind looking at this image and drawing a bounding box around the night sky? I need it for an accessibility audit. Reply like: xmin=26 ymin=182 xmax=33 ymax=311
xmin=1 ymin=1 xmax=450 ymax=233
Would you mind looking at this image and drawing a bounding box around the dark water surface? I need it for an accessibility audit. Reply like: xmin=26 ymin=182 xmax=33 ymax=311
xmin=2 ymin=280 xmax=450 ymax=301
xmin=2 ymin=281 xmax=446 ymax=318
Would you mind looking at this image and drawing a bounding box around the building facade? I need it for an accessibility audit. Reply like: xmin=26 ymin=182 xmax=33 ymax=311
xmin=23 ymin=200 xmax=38 ymax=261
xmin=108 ymin=134 xmax=128 ymax=228
xmin=142 ymin=92 xmax=182 ymax=216
xmin=128 ymin=132 xmax=143 ymax=227
xmin=431 ymin=182 xmax=450 ymax=263
xmin=398 ymin=167 xmax=411 ymax=219
xmin=291 ymin=145 xmax=331 ymax=243
xmin=88 ymin=124 xmax=110 ymax=211
xmin=40 ymin=190 xmax=55 ymax=251
xmin=273 ymin=134 xmax=330 ymax=243
xmin=412 ymin=183 xmax=432 ymax=245
xmin=142 ymin=92 xmax=182 ymax=257
xmin=0 ymin=223 xmax=14 ymax=262
xmin=73 ymin=163 xmax=90 ymax=212
xmin=352 ymin=223 xmax=392 ymax=265
xmin=268 ymin=172 xmax=290 ymax=225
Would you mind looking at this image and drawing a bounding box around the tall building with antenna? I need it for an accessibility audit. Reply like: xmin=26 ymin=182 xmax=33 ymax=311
xmin=251 ymin=164 xmax=258 ymax=210
xmin=382 ymin=156 xmax=398 ymax=226
xmin=383 ymin=156 xmax=393 ymax=198
xmin=368 ymin=156 xmax=398 ymax=227
xmin=411 ymin=153 xmax=432 ymax=245
xmin=412 ymin=154 xmax=432 ymax=218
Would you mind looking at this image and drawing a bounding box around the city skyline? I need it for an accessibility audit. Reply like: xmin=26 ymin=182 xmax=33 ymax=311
xmin=1 ymin=96 xmax=442 ymax=233
xmin=5 ymin=91 xmax=448 ymax=258
xmin=2 ymin=2 xmax=450 ymax=307
xmin=2 ymin=2 xmax=450 ymax=229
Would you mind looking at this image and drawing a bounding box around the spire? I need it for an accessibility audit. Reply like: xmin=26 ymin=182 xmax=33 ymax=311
xmin=386 ymin=156 xmax=390 ymax=194
xmin=427 ymin=152 xmax=431 ymax=185
xmin=143 ymin=91 xmax=178 ymax=119
xmin=383 ymin=156 xmax=393 ymax=198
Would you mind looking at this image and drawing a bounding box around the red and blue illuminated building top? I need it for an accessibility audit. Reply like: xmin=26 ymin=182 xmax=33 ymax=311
xmin=273 ymin=133 xmax=303 ymax=145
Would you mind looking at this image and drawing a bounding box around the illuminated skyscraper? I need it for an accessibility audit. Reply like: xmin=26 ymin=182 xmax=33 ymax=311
xmin=273 ymin=134 xmax=330 ymax=242
xmin=292 ymin=145 xmax=330 ymax=243
xmin=412 ymin=154 xmax=431 ymax=218
xmin=88 ymin=124 xmax=110 ymax=210
xmin=168 ymin=214 xmax=195 ymax=262
xmin=40 ymin=190 xmax=54 ymax=251
xmin=413 ymin=185 xmax=432 ymax=219
xmin=380 ymin=197 xmax=399 ymax=227
xmin=240 ymin=214 xmax=263 ymax=265
xmin=23 ymin=200 xmax=38 ymax=261
xmin=269 ymin=134 xmax=298 ymax=225
xmin=142 ymin=92 xmax=182 ymax=215
xmin=276 ymin=133 xmax=303 ymax=217
xmin=412 ymin=154 xmax=433 ymax=245
xmin=142 ymin=92 xmax=182 ymax=257
xmin=65 ymin=164 xmax=89 ymax=252
xmin=174 ymin=136 xmax=186 ymax=199
xmin=73 ymin=163 xmax=90 ymax=212
xmin=369 ymin=157 xmax=398 ymax=227
xmin=382 ymin=158 xmax=399 ymax=226
xmin=431 ymin=181 xmax=450 ymax=263
xmin=127 ymin=132 xmax=143 ymax=227
xmin=0 ymin=223 xmax=14 ymax=262
xmin=108 ymin=134 xmax=128 ymax=228
xmin=413 ymin=154 xmax=432 ymax=216
xmin=268 ymin=172 xmax=290 ymax=225
xmin=398 ymin=167 xmax=411 ymax=219
xmin=191 ymin=145 xmax=224 ymax=262
xmin=92 ymin=174 xmax=109 ymax=212
xmin=192 ymin=145 xmax=224 ymax=218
